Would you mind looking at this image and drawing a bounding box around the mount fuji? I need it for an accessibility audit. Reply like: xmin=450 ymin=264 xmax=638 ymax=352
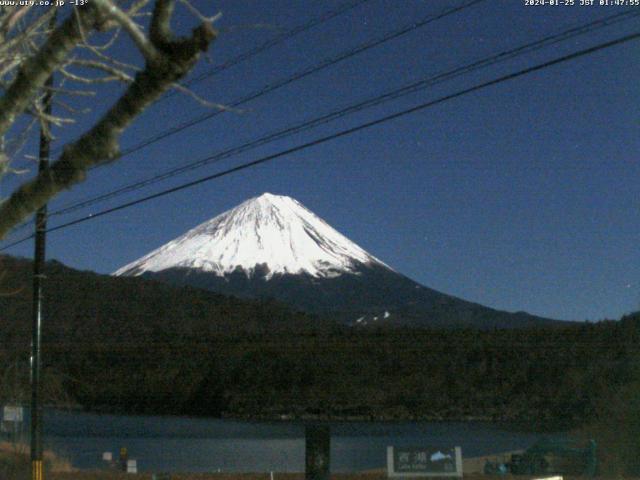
xmin=115 ymin=193 xmax=558 ymax=328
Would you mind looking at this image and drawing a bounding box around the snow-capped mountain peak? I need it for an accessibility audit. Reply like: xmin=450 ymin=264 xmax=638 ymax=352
xmin=114 ymin=192 xmax=389 ymax=279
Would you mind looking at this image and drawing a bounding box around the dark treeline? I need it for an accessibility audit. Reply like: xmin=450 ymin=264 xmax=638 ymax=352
xmin=1 ymin=255 xmax=639 ymax=432
xmin=44 ymin=321 xmax=640 ymax=431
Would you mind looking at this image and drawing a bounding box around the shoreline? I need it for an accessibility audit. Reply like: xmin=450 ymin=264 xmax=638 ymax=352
xmin=49 ymin=405 xmax=561 ymax=432
xmin=3 ymin=440 xmax=524 ymax=478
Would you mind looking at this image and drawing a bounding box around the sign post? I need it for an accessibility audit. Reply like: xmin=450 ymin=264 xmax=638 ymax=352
xmin=305 ymin=424 xmax=330 ymax=480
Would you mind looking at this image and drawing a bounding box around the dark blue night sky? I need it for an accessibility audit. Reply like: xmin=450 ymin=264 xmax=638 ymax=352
xmin=2 ymin=0 xmax=639 ymax=321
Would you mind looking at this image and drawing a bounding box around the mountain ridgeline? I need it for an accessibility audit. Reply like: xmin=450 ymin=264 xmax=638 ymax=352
xmin=115 ymin=193 xmax=559 ymax=329
xmin=144 ymin=263 xmax=554 ymax=328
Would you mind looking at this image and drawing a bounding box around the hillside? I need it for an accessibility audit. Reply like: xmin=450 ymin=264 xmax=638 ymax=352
xmin=146 ymin=263 xmax=559 ymax=328
xmin=1 ymin=254 xmax=639 ymax=428
xmin=0 ymin=254 xmax=323 ymax=342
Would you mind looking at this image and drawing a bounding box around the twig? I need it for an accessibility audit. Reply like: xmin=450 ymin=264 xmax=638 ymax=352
xmin=127 ymin=0 xmax=151 ymax=16
xmin=177 ymin=0 xmax=221 ymax=24
xmin=44 ymin=86 xmax=97 ymax=97
xmin=60 ymin=66 xmax=132 ymax=84
xmin=84 ymin=50 xmax=138 ymax=75
xmin=53 ymin=98 xmax=91 ymax=115
xmin=3 ymin=115 xmax=38 ymax=157
xmin=92 ymin=0 xmax=160 ymax=63
xmin=171 ymin=82 xmax=237 ymax=111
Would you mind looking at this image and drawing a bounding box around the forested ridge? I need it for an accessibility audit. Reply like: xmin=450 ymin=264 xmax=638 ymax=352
xmin=1 ymin=255 xmax=638 ymax=431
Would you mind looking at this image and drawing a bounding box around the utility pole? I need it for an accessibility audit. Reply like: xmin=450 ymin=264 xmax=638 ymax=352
xmin=31 ymin=81 xmax=51 ymax=480
xmin=31 ymin=12 xmax=55 ymax=480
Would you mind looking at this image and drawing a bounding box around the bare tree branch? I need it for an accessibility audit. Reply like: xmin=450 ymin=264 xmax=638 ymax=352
xmin=0 ymin=6 xmax=31 ymax=36
xmin=149 ymin=0 xmax=174 ymax=47
xmin=0 ymin=9 xmax=55 ymax=78
xmin=0 ymin=2 xmax=217 ymax=239
xmin=0 ymin=5 xmax=102 ymax=137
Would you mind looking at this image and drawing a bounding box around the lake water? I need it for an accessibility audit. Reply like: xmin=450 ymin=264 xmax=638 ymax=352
xmin=27 ymin=410 xmax=556 ymax=473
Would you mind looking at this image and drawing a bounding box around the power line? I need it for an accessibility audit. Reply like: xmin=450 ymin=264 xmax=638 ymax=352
xmin=179 ymin=0 xmax=373 ymax=90
xmin=2 ymin=30 xmax=638 ymax=252
xmin=6 ymin=0 xmax=488 ymax=239
xmin=94 ymin=0 xmax=489 ymax=160
xmin=46 ymin=9 xmax=640 ymax=218
xmin=48 ymin=0 xmax=373 ymax=158
xmin=45 ymin=0 xmax=488 ymax=219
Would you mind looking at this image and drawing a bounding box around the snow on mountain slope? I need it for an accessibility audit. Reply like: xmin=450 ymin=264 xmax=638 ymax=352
xmin=114 ymin=193 xmax=390 ymax=279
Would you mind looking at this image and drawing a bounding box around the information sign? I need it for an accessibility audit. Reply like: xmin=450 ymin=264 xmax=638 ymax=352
xmin=387 ymin=446 xmax=462 ymax=477
xmin=3 ymin=405 xmax=24 ymax=423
